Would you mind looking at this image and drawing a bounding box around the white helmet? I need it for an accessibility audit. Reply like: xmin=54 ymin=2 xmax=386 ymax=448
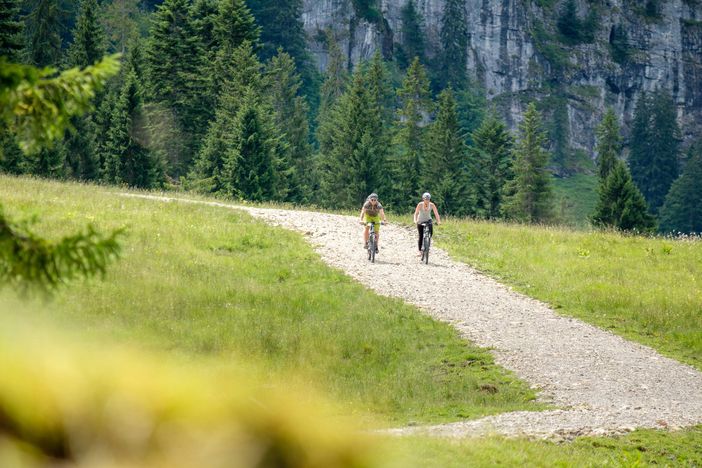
xmin=422 ymin=192 xmax=431 ymax=200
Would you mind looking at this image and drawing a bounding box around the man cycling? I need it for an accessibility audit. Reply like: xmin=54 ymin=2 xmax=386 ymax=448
xmin=359 ymin=193 xmax=387 ymax=253
xmin=413 ymin=192 xmax=441 ymax=256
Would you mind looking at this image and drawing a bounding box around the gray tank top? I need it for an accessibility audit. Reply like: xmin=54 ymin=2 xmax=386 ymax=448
xmin=417 ymin=202 xmax=432 ymax=223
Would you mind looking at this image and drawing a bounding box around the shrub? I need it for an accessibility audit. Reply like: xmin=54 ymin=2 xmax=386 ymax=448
xmin=0 ymin=323 xmax=376 ymax=467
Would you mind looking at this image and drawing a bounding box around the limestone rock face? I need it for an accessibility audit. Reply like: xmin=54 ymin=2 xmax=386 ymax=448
xmin=302 ymin=0 xmax=702 ymax=155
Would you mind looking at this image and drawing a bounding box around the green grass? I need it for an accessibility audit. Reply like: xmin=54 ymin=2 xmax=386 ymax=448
xmin=382 ymin=426 xmax=702 ymax=467
xmin=0 ymin=175 xmax=543 ymax=427
xmin=552 ymin=173 xmax=599 ymax=227
xmin=437 ymin=219 xmax=702 ymax=370
xmin=4 ymin=175 xmax=702 ymax=465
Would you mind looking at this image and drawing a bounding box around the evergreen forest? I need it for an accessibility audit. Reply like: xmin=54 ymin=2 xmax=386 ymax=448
xmin=1 ymin=0 xmax=700 ymax=234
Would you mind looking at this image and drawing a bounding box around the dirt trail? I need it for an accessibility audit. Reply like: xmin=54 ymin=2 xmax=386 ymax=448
xmin=123 ymin=194 xmax=702 ymax=439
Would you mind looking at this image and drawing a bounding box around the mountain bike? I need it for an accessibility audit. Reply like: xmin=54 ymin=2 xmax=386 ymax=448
xmin=419 ymin=219 xmax=432 ymax=264
xmin=364 ymin=221 xmax=384 ymax=263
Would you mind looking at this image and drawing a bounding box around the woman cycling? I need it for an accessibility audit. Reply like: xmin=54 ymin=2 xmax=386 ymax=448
xmin=413 ymin=192 xmax=441 ymax=256
xmin=359 ymin=193 xmax=387 ymax=253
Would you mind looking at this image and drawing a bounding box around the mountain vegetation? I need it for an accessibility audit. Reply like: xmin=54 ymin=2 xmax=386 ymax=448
xmin=2 ymin=2 xmax=701 ymax=464
xmin=1 ymin=0 xmax=699 ymax=233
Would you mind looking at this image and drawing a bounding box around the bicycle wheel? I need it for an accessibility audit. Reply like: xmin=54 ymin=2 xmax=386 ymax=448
xmin=368 ymin=234 xmax=375 ymax=262
xmin=422 ymin=235 xmax=430 ymax=264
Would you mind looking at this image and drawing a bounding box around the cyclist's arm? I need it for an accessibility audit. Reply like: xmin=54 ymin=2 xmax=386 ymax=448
xmin=380 ymin=208 xmax=387 ymax=223
xmin=432 ymin=203 xmax=441 ymax=224
xmin=413 ymin=204 xmax=420 ymax=224
xmin=359 ymin=207 xmax=366 ymax=222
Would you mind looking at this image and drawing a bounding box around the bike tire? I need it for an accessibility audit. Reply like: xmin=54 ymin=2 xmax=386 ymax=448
xmin=368 ymin=234 xmax=375 ymax=262
xmin=423 ymin=235 xmax=430 ymax=264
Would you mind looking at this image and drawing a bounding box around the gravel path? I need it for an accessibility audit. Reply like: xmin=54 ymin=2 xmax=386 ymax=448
xmin=123 ymin=194 xmax=702 ymax=439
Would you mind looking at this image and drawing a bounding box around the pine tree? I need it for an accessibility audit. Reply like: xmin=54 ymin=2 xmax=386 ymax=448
xmin=438 ymin=0 xmax=468 ymax=90
xmin=648 ymin=90 xmax=681 ymax=209
xmin=397 ymin=0 xmax=426 ymax=69
xmin=318 ymin=31 xmax=348 ymax=118
xmin=591 ymin=160 xmax=655 ymax=232
xmin=0 ymin=0 xmax=24 ymax=176
xmin=191 ymin=0 xmax=218 ymax=53
xmin=247 ymin=0 xmax=303 ymax=62
xmin=629 ymin=93 xmax=652 ymax=191
xmin=609 ymin=24 xmax=629 ymax=65
xmin=502 ymin=103 xmax=553 ymax=223
xmin=124 ymin=36 xmax=145 ymax=80
xmin=0 ymin=0 xmax=23 ymax=60
xmin=596 ymin=108 xmax=621 ymax=180
xmin=365 ymin=52 xmax=392 ymax=194
xmin=142 ymin=0 xmax=163 ymax=10
xmin=456 ymin=81 xmax=487 ymax=143
xmin=94 ymin=84 xmax=118 ymax=173
xmin=26 ymin=0 xmax=63 ymax=67
xmin=27 ymin=148 xmax=65 ymax=178
xmin=145 ymin=0 xmax=209 ymax=174
xmin=61 ymin=0 xmax=106 ymax=181
xmin=392 ymin=57 xmax=432 ymax=204
xmin=659 ymin=148 xmax=702 ymax=234
xmin=629 ymin=90 xmax=680 ymax=213
xmin=191 ymin=41 xmax=263 ymax=194
xmin=67 ymin=0 xmax=105 ymax=67
xmin=470 ymin=114 xmax=514 ymax=219
xmin=319 ymin=68 xmax=386 ymax=208
xmin=247 ymin=0 xmax=319 ymax=111
xmin=549 ymin=95 xmax=573 ymax=176
xmin=0 ymin=130 xmax=25 ymax=174
xmin=557 ymin=0 xmax=581 ymax=43
xmin=316 ymin=31 xmax=349 ymax=159
xmin=102 ymin=0 xmax=142 ymax=54
xmin=102 ymin=69 xmax=159 ymax=188
xmin=264 ymin=49 xmax=312 ymax=203
xmin=222 ymin=91 xmax=277 ymax=201
xmin=201 ymin=0 xmax=261 ymax=113
xmin=424 ymin=88 xmax=471 ymax=216
xmin=364 ymin=53 xmax=391 ymax=201
xmin=366 ymin=51 xmax=394 ymax=125
xmin=214 ymin=0 xmax=260 ymax=50
xmin=60 ymin=117 xmax=98 ymax=180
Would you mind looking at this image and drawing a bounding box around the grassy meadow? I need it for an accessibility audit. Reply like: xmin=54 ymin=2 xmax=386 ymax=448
xmin=552 ymin=173 xmax=599 ymax=228
xmin=2 ymin=174 xmax=702 ymax=466
xmin=437 ymin=219 xmax=702 ymax=370
xmin=384 ymin=427 xmax=702 ymax=467
xmin=0 ymin=175 xmax=542 ymax=427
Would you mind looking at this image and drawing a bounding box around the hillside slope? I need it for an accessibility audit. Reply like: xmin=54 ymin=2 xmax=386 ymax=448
xmin=126 ymin=192 xmax=702 ymax=438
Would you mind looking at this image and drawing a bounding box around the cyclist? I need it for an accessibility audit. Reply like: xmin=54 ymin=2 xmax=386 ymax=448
xmin=413 ymin=192 xmax=441 ymax=256
xmin=359 ymin=193 xmax=387 ymax=253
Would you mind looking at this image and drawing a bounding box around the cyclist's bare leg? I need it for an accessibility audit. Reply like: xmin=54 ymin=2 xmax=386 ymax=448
xmin=363 ymin=225 xmax=370 ymax=245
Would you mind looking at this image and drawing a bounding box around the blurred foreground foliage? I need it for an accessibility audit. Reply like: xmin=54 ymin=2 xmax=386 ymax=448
xmin=0 ymin=55 xmax=121 ymax=154
xmin=0 ymin=207 xmax=123 ymax=294
xmin=0 ymin=321 xmax=376 ymax=467
xmin=1 ymin=55 xmax=123 ymax=292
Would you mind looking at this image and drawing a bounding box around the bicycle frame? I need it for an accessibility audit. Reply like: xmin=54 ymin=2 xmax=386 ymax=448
xmin=367 ymin=222 xmax=377 ymax=262
xmin=420 ymin=220 xmax=432 ymax=264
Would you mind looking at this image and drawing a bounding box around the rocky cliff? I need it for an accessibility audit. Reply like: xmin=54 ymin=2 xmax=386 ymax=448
xmin=301 ymin=0 xmax=702 ymax=157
